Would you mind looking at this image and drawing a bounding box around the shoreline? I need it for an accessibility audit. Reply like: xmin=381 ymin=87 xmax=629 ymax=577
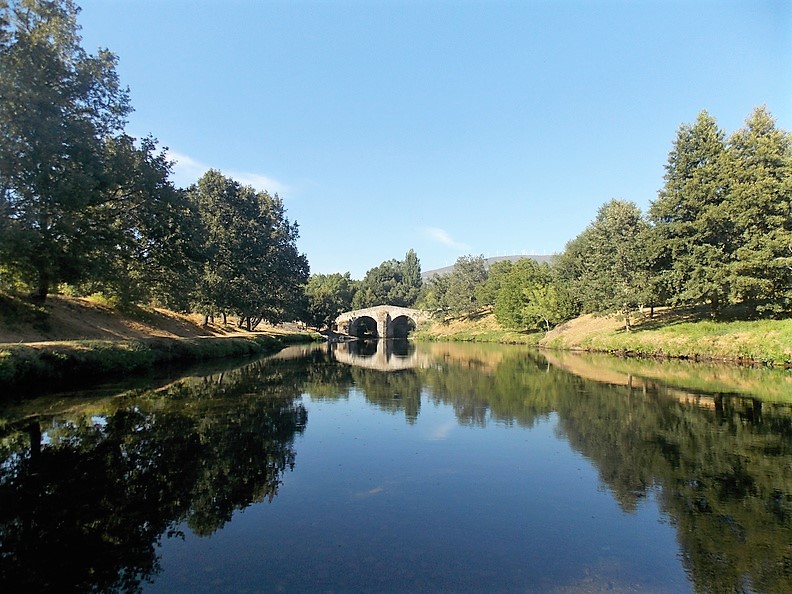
xmin=0 ymin=332 xmax=320 ymax=391
xmin=413 ymin=310 xmax=792 ymax=369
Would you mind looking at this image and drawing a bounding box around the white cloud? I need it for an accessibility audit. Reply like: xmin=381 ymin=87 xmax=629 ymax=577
xmin=424 ymin=227 xmax=471 ymax=251
xmin=428 ymin=421 xmax=455 ymax=440
xmin=166 ymin=150 xmax=289 ymax=195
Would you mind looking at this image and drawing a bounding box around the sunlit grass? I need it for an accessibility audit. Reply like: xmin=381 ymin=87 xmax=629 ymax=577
xmin=0 ymin=333 xmax=317 ymax=389
xmin=418 ymin=308 xmax=792 ymax=367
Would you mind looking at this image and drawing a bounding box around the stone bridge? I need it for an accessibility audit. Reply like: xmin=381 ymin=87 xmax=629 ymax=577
xmin=331 ymin=340 xmax=433 ymax=371
xmin=335 ymin=305 xmax=431 ymax=339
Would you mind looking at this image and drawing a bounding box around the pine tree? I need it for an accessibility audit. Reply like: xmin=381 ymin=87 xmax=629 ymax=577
xmin=649 ymin=110 xmax=730 ymax=318
xmin=724 ymin=107 xmax=792 ymax=316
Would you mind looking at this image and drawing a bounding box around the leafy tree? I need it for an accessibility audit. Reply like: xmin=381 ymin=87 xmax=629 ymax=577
xmin=722 ymin=106 xmax=792 ymax=316
xmin=493 ymin=259 xmax=561 ymax=332
xmin=188 ymin=170 xmax=308 ymax=329
xmin=0 ymin=0 xmax=132 ymax=300
xmin=304 ymin=272 xmax=356 ymax=329
xmin=420 ymin=271 xmax=450 ymax=315
xmin=401 ymin=248 xmax=423 ymax=305
xmin=562 ymin=200 xmax=651 ymax=330
xmin=71 ymin=135 xmax=197 ymax=306
xmin=430 ymin=255 xmax=488 ymax=318
xmin=649 ymin=110 xmax=730 ymax=318
xmin=476 ymin=259 xmax=513 ymax=307
xmin=352 ymin=250 xmax=422 ymax=309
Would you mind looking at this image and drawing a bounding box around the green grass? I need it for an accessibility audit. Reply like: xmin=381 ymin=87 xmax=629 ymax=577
xmin=417 ymin=308 xmax=792 ymax=367
xmin=413 ymin=313 xmax=543 ymax=345
xmin=556 ymin=317 xmax=792 ymax=366
xmin=0 ymin=292 xmax=50 ymax=332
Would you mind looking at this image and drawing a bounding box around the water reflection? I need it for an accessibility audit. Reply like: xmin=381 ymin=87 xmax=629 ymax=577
xmin=0 ymin=344 xmax=790 ymax=592
xmin=0 ymin=358 xmax=308 ymax=592
xmin=330 ymin=338 xmax=428 ymax=371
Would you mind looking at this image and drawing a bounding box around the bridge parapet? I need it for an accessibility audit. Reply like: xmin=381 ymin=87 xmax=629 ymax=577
xmin=335 ymin=305 xmax=431 ymax=339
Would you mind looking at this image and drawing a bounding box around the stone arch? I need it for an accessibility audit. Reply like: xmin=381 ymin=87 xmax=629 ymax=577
xmin=335 ymin=306 xmax=430 ymax=339
xmin=348 ymin=316 xmax=379 ymax=338
xmin=388 ymin=314 xmax=417 ymax=339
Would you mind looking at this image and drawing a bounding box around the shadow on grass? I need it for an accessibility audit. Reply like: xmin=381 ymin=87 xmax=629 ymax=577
xmin=629 ymin=304 xmax=772 ymax=333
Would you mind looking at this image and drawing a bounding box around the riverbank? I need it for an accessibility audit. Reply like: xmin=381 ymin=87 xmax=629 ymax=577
xmin=0 ymin=294 xmax=321 ymax=389
xmin=414 ymin=307 xmax=792 ymax=367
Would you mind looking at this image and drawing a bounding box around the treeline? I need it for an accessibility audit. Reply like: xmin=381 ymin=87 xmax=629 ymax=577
xmin=303 ymin=249 xmax=423 ymax=329
xmin=0 ymin=1 xmax=307 ymax=329
xmin=422 ymin=106 xmax=791 ymax=331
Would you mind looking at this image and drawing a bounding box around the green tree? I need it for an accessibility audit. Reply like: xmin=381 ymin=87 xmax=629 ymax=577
xmin=72 ymin=135 xmax=197 ymax=306
xmin=401 ymin=248 xmax=423 ymax=305
xmin=0 ymin=0 xmax=132 ymax=300
xmin=352 ymin=250 xmax=422 ymax=309
xmin=723 ymin=106 xmax=792 ymax=316
xmin=493 ymin=259 xmax=561 ymax=332
xmin=304 ymin=272 xmax=356 ymax=329
xmin=649 ymin=110 xmax=730 ymax=318
xmin=476 ymin=259 xmax=513 ymax=307
xmin=189 ymin=170 xmax=308 ymax=328
xmin=431 ymin=254 xmax=488 ymax=318
xmin=564 ymin=200 xmax=651 ymax=330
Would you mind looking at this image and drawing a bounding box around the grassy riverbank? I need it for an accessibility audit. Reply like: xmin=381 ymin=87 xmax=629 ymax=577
xmin=415 ymin=307 xmax=792 ymax=367
xmin=0 ymin=293 xmax=320 ymax=389
xmin=0 ymin=333 xmax=317 ymax=389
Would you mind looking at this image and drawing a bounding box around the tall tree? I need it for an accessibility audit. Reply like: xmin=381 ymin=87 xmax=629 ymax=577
xmin=189 ymin=170 xmax=308 ymax=328
xmin=649 ymin=110 xmax=730 ymax=318
xmin=352 ymin=250 xmax=422 ymax=309
xmin=565 ymin=200 xmax=651 ymax=330
xmin=430 ymin=254 xmax=488 ymax=318
xmin=493 ymin=259 xmax=561 ymax=332
xmin=400 ymin=248 xmax=423 ymax=306
xmin=304 ymin=272 xmax=356 ymax=330
xmin=74 ymin=135 xmax=197 ymax=306
xmin=0 ymin=0 xmax=131 ymax=300
xmin=723 ymin=107 xmax=792 ymax=316
xmin=476 ymin=259 xmax=513 ymax=307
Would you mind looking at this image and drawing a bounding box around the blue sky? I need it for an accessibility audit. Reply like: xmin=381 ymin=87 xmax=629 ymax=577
xmin=76 ymin=0 xmax=790 ymax=279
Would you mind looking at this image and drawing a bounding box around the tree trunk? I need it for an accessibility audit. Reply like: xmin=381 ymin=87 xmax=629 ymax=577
xmin=246 ymin=317 xmax=252 ymax=332
xmin=222 ymin=312 xmax=227 ymax=325
xmin=624 ymin=309 xmax=632 ymax=332
xmin=31 ymin=267 xmax=50 ymax=302
xmin=710 ymin=297 xmax=721 ymax=320
xmin=203 ymin=314 xmax=209 ymax=326
xmin=27 ymin=421 xmax=42 ymax=463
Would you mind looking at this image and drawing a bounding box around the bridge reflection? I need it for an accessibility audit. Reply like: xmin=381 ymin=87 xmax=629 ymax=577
xmin=330 ymin=339 xmax=432 ymax=372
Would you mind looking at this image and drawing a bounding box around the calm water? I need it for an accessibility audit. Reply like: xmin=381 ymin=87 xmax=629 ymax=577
xmin=1 ymin=341 xmax=791 ymax=593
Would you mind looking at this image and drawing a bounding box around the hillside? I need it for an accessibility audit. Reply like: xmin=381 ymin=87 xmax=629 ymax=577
xmin=0 ymin=293 xmax=273 ymax=343
xmin=421 ymin=254 xmax=554 ymax=280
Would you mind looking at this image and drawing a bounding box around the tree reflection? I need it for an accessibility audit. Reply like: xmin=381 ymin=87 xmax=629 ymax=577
xmin=1 ymin=344 xmax=790 ymax=592
xmin=416 ymin=345 xmax=792 ymax=593
xmin=0 ymin=359 xmax=308 ymax=592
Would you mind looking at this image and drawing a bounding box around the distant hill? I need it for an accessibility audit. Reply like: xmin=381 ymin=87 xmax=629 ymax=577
xmin=421 ymin=254 xmax=555 ymax=280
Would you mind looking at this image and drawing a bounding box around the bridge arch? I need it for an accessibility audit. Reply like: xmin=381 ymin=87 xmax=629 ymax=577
xmin=335 ymin=306 xmax=430 ymax=339
xmin=348 ymin=315 xmax=379 ymax=338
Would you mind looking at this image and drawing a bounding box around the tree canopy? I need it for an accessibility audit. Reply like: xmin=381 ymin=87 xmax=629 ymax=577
xmin=352 ymin=249 xmax=422 ymax=309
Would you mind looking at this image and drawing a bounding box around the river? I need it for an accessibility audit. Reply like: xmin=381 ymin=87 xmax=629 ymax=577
xmin=1 ymin=341 xmax=790 ymax=592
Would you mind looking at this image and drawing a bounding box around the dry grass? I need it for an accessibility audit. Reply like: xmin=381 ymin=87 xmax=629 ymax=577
xmin=0 ymin=294 xmax=262 ymax=343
